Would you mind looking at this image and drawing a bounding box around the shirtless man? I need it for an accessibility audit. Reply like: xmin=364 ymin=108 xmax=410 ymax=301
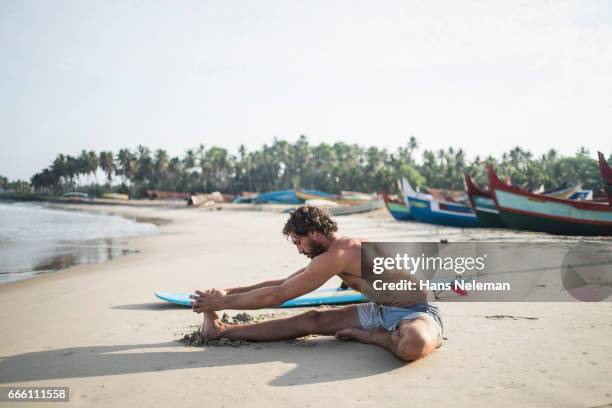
xmin=190 ymin=206 xmax=443 ymax=361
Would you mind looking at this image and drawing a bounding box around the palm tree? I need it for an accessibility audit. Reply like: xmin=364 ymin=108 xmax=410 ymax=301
xmin=117 ymin=148 xmax=137 ymax=185
xmin=99 ymin=151 xmax=116 ymax=185
xmin=153 ymin=149 xmax=169 ymax=187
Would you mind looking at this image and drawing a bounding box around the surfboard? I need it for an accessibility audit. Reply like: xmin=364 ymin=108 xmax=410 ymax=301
xmin=281 ymin=287 xmax=367 ymax=307
xmin=154 ymin=287 xmax=368 ymax=308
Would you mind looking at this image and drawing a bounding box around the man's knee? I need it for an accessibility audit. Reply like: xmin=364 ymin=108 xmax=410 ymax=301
xmin=396 ymin=325 xmax=435 ymax=361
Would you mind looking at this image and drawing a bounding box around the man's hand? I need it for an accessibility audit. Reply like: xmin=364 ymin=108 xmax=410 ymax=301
xmin=190 ymin=289 xmax=226 ymax=313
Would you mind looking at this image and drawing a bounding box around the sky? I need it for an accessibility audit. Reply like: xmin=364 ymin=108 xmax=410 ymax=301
xmin=1 ymin=0 xmax=611 ymax=180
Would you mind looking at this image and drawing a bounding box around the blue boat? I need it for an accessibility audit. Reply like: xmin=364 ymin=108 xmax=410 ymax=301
xmin=253 ymin=189 xmax=334 ymax=204
xmin=403 ymin=180 xmax=480 ymax=228
xmin=383 ymin=193 xmax=413 ymax=220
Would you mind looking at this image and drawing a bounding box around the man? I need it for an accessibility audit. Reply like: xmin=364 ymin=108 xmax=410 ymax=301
xmin=190 ymin=206 xmax=443 ymax=361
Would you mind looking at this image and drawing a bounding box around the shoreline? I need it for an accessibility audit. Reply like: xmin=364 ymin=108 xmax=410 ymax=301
xmin=0 ymin=202 xmax=168 ymax=287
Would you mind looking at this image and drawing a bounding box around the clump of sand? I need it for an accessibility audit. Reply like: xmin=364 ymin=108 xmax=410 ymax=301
xmin=178 ymin=312 xmax=271 ymax=347
xmin=177 ymin=310 xmax=319 ymax=348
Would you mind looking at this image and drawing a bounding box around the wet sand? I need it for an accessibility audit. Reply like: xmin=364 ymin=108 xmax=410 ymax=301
xmin=0 ymin=203 xmax=610 ymax=407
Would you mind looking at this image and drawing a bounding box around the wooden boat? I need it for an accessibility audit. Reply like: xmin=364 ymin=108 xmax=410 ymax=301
xmin=488 ymin=161 xmax=612 ymax=236
xmin=541 ymin=184 xmax=582 ymax=199
xmin=296 ymin=189 xmax=371 ymax=205
xmin=146 ymin=190 xmax=190 ymax=200
xmin=233 ymin=192 xmax=258 ymax=203
xmin=101 ymin=193 xmax=129 ymax=200
xmin=340 ymin=191 xmax=376 ymax=201
xmin=253 ymin=189 xmax=335 ymax=204
xmin=466 ymin=172 xmax=593 ymax=229
xmin=464 ymin=174 xmax=508 ymax=228
xmin=382 ymin=193 xmax=413 ymax=221
xmin=188 ymin=191 xmax=228 ymax=206
xmin=424 ymin=188 xmax=469 ymax=204
xmin=328 ymin=200 xmax=383 ymax=216
xmin=599 ymin=151 xmax=612 ymax=202
xmin=61 ymin=192 xmax=93 ymax=202
xmin=304 ymin=199 xmax=339 ymax=207
xmin=403 ymin=180 xmax=480 ymax=228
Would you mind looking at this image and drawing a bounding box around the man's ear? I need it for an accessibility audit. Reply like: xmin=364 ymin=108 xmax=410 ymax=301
xmin=308 ymin=231 xmax=319 ymax=240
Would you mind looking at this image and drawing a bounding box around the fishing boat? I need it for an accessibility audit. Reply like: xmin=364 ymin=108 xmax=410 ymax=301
xmin=488 ymin=160 xmax=612 ymax=236
xmin=61 ymin=192 xmax=93 ymax=202
xmin=233 ymin=192 xmax=258 ymax=203
xmin=403 ymin=180 xmax=480 ymax=228
xmin=328 ymin=200 xmax=383 ymax=216
xmin=464 ymin=174 xmax=507 ymax=228
xmin=252 ymin=189 xmax=299 ymax=204
xmin=101 ymin=193 xmax=129 ymax=200
xmin=340 ymin=191 xmax=376 ymax=201
xmin=283 ymin=198 xmax=382 ymax=216
xmin=541 ymin=184 xmax=583 ymax=199
xmin=466 ymin=172 xmax=594 ymax=229
xmin=253 ymin=189 xmax=334 ymax=204
xmin=599 ymin=151 xmax=612 ymax=201
xmin=146 ymin=190 xmax=190 ymax=200
xmin=188 ymin=191 xmax=230 ymax=206
xmin=296 ymin=189 xmax=371 ymax=205
xmin=382 ymin=193 xmax=413 ymax=221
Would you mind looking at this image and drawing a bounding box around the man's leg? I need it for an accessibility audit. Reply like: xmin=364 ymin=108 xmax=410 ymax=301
xmin=335 ymin=316 xmax=441 ymax=361
xmin=201 ymin=305 xmax=362 ymax=342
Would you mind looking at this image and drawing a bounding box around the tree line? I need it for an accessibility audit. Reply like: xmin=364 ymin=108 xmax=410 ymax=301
xmin=2 ymin=136 xmax=609 ymax=197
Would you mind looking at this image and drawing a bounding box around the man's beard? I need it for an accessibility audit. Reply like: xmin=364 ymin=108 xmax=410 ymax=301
xmin=305 ymin=241 xmax=326 ymax=259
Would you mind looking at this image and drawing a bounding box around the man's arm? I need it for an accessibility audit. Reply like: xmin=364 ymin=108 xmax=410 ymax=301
xmin=191 ymin=253 xmax=342 ymax=311
xmin=223 ymin=268 xmax=306 ymax=295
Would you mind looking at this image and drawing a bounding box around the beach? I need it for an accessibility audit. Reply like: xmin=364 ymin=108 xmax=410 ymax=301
xmin=0 ymin=203 xmax=610 ymax=407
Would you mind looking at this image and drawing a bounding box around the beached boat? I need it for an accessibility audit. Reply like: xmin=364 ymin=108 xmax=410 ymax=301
xmin=328 ymin=200 xmax=383 ymax=216
xmin=282 ymin=199 xmax=382 ymax=216
xmin=101 ymin=193 xmax=129 ymax=200
xmin=146 ymin=190 xmax=191 ymax=200
xmin=305 ymin=199 xmax=339 ymax=207
xmin=403 ymin=180 xmax=480 ymax=228
xmin=466 ymin=172 xmax=595 ymax=229
xmin=488 ymin=162 xmax=612 ymax=236
xmin=233 ymin=192 xmax=259 ymax=203
xmin=340 ymin=191 xmax=376 ymax=201
xmin=253 ymin=189 xmax=302 ymax=204
xmin=382 ymin=193 xmax=413 ymax=221
xmin=599 ymin=151 xmax=612 ymax=201
xmin=62 ymin=192 xmax=93 ymax=201
xmin=296 ymin=189 xmax=371 ymax=205
xmin=541 ymin=184 xmax=583 ymax=199
xmin=464 ymin=175 xmax=507 ymax=228
xmin=253 ymin=189 xmax=334 ymax=204
xmin=188 ymin=191 xmax=230 ymax=206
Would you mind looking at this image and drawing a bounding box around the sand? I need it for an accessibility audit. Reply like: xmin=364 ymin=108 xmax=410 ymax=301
xmin=0 ymin=203 xmax=610 ymax=407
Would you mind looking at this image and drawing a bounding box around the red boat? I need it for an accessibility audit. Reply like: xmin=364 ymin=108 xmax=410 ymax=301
xmin=488 ymin=154 xmax=612 ymax=236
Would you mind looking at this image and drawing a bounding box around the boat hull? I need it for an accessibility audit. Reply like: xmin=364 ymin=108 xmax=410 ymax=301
xmin=472 ymin=196 xmax=507 ymax=228
xmin=488 ymin=163 xmax=612 ymax=236
xmin=493 ymin=189 xmax=612 ymax=235
xmin=497 ymin=208 xmax=612 ymax=235
xmin=328 ymin=200 xmax=383 ymax=216
xmin=407 ymin=197 xmax=480 ymax=228
xmin=296 ymin=190 xmax=368 ymax=205
xmin=383 ymin=198 xmax=413 ymax=221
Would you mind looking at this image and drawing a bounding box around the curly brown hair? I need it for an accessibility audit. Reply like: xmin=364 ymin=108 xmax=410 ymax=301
xmin=282 ymin=205 xmax=338 ymax=238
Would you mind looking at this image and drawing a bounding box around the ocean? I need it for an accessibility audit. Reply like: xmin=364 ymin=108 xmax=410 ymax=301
xmin=0 ymin=202 xmax=157 ymax=284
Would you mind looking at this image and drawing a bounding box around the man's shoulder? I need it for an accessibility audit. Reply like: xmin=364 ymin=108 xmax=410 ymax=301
xmin=337 ymin=236 xmax=365 ymax=248
xmin=327 ymin=236 xmax=363 ymax=257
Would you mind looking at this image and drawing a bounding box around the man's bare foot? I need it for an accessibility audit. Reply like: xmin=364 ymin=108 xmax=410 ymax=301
xmin=201 ymin=311 xmax=225 ymax=340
